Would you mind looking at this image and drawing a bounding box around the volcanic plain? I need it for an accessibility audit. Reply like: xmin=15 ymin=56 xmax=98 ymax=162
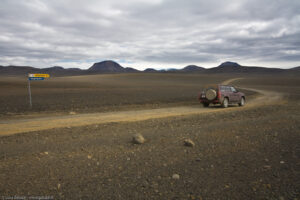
xmin=0 ymin=73 xmax=299 ymax=199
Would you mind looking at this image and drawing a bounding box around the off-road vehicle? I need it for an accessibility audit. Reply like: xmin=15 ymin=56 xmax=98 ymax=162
xmin=199 ymin=85 xmax=245 ymax=108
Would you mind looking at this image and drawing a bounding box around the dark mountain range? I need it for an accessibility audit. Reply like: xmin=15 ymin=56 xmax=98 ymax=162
xmin=207 ymin=61 xmax=285 ymax=73
xmin=288 ymin=66 xmax=300 ymax=71
xmin=219 ymin=61 xmax=241 ymax=68
xmin=144 ymin=68 xmax=158 ymax=72
xmin=0 ymin=60 xmax=298 ymax=76
xmin=88 ymin=60 xmax=125 ymax=72
xmin=124 ymin=67 xmax=139 ymax=73
xmin=88 ymin=60 xmax=139 ymax=73
xmin=181 ymin=65 xmax=205 ymax=72
xmin=0 ymin=65 xmax=83 ymax=76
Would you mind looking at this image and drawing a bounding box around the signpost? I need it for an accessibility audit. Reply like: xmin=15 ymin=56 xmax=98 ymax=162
xmin=27 ymin=74 xmax=50 ymax=108
xmin=28 ymin=77 xmax=45 ymax=81
xmin=28 ymin=74 xmax=50 ymax=78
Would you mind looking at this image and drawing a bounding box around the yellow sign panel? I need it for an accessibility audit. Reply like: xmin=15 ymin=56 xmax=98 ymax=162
xmin=29 ymin=74 xmax=50 ymax=78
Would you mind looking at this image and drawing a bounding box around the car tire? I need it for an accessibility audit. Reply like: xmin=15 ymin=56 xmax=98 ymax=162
xmin=239 ymin=97 xmax=245 ymax=106
xmin=221 ymin=98 xmax=229 ymax=108
xmin=203 ymin=103 xmax=209 ymax=107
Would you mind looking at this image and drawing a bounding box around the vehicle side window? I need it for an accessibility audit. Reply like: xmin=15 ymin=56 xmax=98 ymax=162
xmin=231 ymin=87 xmax=237 ymax=92
xmin=220 ymin=86 xmax=226 ymax=92
xmin=225 ymin=87 xmax=231 ymax=92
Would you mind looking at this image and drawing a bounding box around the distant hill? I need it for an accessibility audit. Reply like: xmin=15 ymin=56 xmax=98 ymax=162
xmin=288 ymin=66 xmax=300 ymax=71
xmin=207 ymin=61 xmax=285 ymax=73
xmin=219 ymin=61 xmax=241 ymax=67
xmin=144 ymin=68 xmax=158 ymax=72
xmin=181 ymin=65 xmax=205 ymax=72
xmin=0 ymin=60 xmax=299 ymax=76
xmin=88 ymin=60 xmax=140 ymax=73
xmin=0 ymin=65 xmax=83 ymax=76
xmin=88 ymin=60 xmax=125 ymax=72
xmin=144 ymin=65 xmax=205 ymax=73
xmin=42 ymin=66 xmax=83 ymax=76
xmin=124 ymin=67 xmax=139 ymax=73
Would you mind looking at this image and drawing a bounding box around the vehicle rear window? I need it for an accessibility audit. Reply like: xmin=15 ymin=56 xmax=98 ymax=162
xmin=220 ymin=86 xmax=226 ymax=92
xmin=231 ymin=87 xmax=237 ymax=92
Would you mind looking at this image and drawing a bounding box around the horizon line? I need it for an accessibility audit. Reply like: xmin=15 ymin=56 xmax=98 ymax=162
xmin=0 ymin=60 xmax=299 ymax=70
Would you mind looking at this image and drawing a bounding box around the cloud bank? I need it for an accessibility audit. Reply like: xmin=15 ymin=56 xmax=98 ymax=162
xmin=0 ymin=0 xmax=300 ymax=69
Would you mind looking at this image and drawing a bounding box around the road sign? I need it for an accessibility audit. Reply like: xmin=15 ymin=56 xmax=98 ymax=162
xmin=28 ymin=74 xmax=50 ymax=78
xmin=27 ymin=74 xmax=49 ymax=108
xmin=28 ymin=77 xmax=45 ymax=81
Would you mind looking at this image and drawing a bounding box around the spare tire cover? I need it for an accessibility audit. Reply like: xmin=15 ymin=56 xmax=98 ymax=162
xmin=206 ymin=89 xmax=217 ymax=100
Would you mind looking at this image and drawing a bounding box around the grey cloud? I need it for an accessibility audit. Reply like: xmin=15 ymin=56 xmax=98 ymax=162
xmin=0 ymin=0 xmax=299 ymax=69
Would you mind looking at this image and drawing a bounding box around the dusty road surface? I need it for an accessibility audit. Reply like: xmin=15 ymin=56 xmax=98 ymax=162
xmin=0 ymin=76 xmax=299 ymax=200
xmin=0 ymin=78 xmax=282 ymax=136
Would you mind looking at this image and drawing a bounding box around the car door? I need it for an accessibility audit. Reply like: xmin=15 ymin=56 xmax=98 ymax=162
xmin=230 ymin=86 xmax=239 ymax=102
xmin=225 ymin=86 xmax=232 ymax=102
xmin=219 ymin=86 xmax=226 ymax=100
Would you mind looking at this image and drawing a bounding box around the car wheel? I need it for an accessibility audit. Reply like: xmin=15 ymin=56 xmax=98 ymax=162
xmin=221 ymin=98 xmax=228 ymax=108
xmin=205 ymin=89 xmax=217 ymax=100
xmin=239 ymin=97 xmax=245 ymax=106
xmin=203 ymin=103 xmax=209 ymax=107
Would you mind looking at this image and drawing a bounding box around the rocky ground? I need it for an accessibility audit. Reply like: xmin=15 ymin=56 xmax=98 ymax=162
xmin=0 ymin=74 xmax=232 ymax=116
xmin=0 ymin=75 xmax=299 ymax=199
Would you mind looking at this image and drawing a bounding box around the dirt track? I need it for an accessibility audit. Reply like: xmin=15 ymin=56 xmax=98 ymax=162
xmin=0 ymin=78 xmax=283 ymax=136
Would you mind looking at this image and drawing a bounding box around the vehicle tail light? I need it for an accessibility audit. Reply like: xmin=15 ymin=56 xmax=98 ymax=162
xmin=217 ymin=90 xmax=221 ymax=100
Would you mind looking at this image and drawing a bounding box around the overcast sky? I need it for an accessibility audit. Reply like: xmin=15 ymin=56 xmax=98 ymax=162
xmin=0 ymin=0 xmax=300 ymax=69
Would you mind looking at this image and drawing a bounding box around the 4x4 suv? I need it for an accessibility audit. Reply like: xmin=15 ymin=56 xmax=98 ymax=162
xmin=199 ymin=85 xmax=245 ymax=108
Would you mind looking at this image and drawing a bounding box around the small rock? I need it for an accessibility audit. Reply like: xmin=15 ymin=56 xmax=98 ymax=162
xmin=280 ymin=161 xmax=285 ymax=164
xmin=57 ymin=183 xmax=61 ymax=190
xmin=132 ymin=134 xmax=145 ymax=144
xmin=172 ymin=174 xmax=180 ymax=180
xmin=184 ymin=139 xmax=195 ymax=147
xmin=44 ymin=152 xmax=49 ymax=155
xmin=263 ymin=165 xmax=271 ymax=169
xmin=88 ymin=155 xmax=92 ymax=159
xmin=69 ymin=111 xmax=76 ymax=115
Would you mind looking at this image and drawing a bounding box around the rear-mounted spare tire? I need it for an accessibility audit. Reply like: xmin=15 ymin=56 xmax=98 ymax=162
xmin=205 ymin=89 xmax=217 ymax=100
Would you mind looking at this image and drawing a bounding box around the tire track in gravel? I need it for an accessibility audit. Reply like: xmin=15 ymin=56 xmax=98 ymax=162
xmin=0 ymin=78 xmax=283 ymax=136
